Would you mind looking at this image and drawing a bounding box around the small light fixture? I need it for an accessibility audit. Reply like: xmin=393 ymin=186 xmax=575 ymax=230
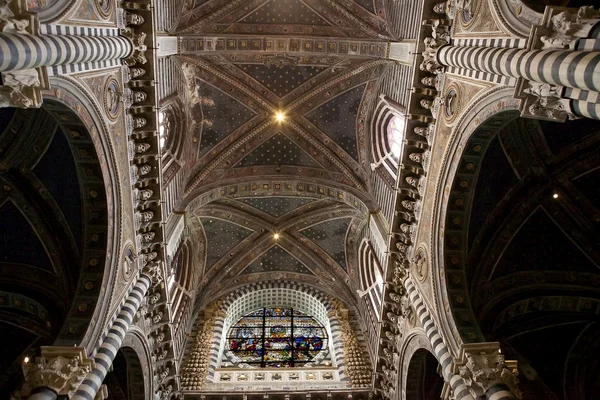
xmin=553 ymin=193 xmax=559 ymax=199
xmin=275 ymin=112 xmax=286 ymax=123
xmin=24 ymin=357 xmax=29 ymax=363
xmin=273 ymin=233 xmax=280 ymax=240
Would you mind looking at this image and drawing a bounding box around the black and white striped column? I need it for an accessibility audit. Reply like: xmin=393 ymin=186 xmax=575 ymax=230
xmin=0 ymin=33 xmax=132 ymax=71
xmin=437 ymin=46 xmax=600 ymax=92
xmin=485 ymin=383 xmax=518 ymax=400
xmin=27 ymin=387 xmax=58 ymax=400
xmin=405 ymin=277 xmax=474 ymax=400
xmin=572 ymin=99 xmax=600 ymax=119
xmin=70 ymin=274 xmax=151 ymax=400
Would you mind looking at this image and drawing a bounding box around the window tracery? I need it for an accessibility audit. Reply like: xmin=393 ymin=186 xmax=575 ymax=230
xmin=226 ymin=308 xmax=328 ymax=368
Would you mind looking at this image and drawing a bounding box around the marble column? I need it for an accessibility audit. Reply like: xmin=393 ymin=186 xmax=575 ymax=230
xmin=403 ymin=276 xmax=475 ymax=400
xmin=70 ymin=272 xmax=153 ymax=400
xmin=0 ymin=33 xmax=133 ymax=72
xmin=437 ymin=46 xmax=600 ymax=93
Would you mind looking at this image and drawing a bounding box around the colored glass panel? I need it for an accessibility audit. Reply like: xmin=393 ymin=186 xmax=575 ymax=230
xmin=227 ymin=308 xmax=328 ymax=367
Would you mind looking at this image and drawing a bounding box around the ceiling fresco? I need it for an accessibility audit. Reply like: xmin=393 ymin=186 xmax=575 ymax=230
xmin=239 ymin=0 xmax=331 ymax=26
xmin=237 ymin=64 xmax=328 ymax=99
xmin=177 ymin=0 xmax=393 ymax=39
xmin=305 ymin=84 xmax=365 ymax=161
xmin=197 ymin=81 xmax=257 ymax=157
xmin=199 ymin=217 xmax=254 ymax=272
xmin=235 ymin=132 xmax=321 ymax=168
xmin=300 ymin=217 xmax=352 ymax=270
xmin=174 ymin=0 xmax=398 ymax=312
xmin=240 ymin=245 xmax=314 ymax=276
xmin=237 ymin=197 xmax=316 ymax=218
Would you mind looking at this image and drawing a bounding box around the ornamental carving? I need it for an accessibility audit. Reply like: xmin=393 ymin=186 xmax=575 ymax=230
xmin=332 ymin=300 xmax=371 ymax=387
xmin=456 ymin=343 xmax=522 ymax=399
xmin=180 ymin=302 xmax=221 ymax=390
xmin=19 ymin=348 xmax=94 ymax=398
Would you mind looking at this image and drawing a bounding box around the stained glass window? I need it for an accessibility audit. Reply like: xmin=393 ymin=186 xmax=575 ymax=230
xmin=227 ymin=308 xmax=328 ymax=368
xmin=387 ymin=115 xmax=404 ymax=160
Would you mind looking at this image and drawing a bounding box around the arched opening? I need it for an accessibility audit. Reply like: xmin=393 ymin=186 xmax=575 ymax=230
xmin=0 ymin=101 xmax=109 ymax=396
xmin=405 ymin=349 xmax=443 ymax=400
xmin=104 ymin=347 xmax=146 ymax=400
xmin=443 ymin=114 xmax=600 ymax=399
xmin=520 ymin=0 xmax=591 ymax=13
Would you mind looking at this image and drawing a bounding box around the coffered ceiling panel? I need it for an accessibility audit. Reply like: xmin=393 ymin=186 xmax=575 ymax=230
xmin=238 ymin=197 xmax=315 ymax=218
xmin=200 ymin=217 xmax=254 ymax=271
xmin=300 ymin=217 xmax=352 ymax=270
xmin=237 ymin=64 xmax=328 ymax=99
xmin=197 ymin=82 xmax=257 ymax=157
xmin=240 ymin=245 xmax=314 ymax=276
xmin=235 ymin=132 xmax=321 ymax=168
xmin=305 ymin=84 xmax=365 ymax=161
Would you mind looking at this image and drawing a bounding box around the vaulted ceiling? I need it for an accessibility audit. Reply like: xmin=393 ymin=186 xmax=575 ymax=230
xmin=169 ymin=0 xmax=402 ymax=307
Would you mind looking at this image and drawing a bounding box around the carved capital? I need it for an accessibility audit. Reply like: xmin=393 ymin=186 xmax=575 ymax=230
xmin=515 ymin=81 xmax=579 ymax=122
xmin=456 ymin=342 xmax=521 ymax=399
xmin=20 ymin=347 xmax=94 ymax=397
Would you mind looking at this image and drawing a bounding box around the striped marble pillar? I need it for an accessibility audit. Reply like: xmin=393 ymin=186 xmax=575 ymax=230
xmin=404 ymin=277 xmax=474 ymax=400
xmin=573 ymin=99 xmax=600 ymax=119
xmin=70 ymin=274 xmax=152 ymax=400
xmin=437 ymin=46 xmax=600 ymax=93
xmin=27 ymin=387 xmax=58 ymax=400
xmin=0 ymin=33 xmax=133 ymax=72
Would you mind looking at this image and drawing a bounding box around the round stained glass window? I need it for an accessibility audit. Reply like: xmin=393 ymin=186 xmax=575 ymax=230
xmin=226 ymin=308 xmax=328 ymax=368
xmin=387 ymin=115 xmax=405 ymax=160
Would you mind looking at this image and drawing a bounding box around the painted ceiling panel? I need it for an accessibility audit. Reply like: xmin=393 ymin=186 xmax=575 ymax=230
xmin=355 ymin=0 xmax=375 ymax=13
xmin=306 ymin=84 xmax=365 ymax=161
xmin=198 ymin=82 xmax=257 ymax=157
xmin=200 ymin=217 xmax=254 ymax=271
xmin=238 ymin=64 xmax=328 ymax=98
xmin=240 ymin=245 xmax=314 ymax=275
xmin=491 ymin=208 xmax=599 ymax=280
xmin=468 ymin=136 xmax=519 ymax=251
xmin=240 ymin=0 xmax=330 ymax=25
xmin=572 ymin=168 xmax=600 ymax=209
xmin=33 ymin=128 xmax=83 ymax=252
xmin=0 ymin=200 xmax=54 ymax=272
xmin=236 ymin=132 xmax=321 ymax=167
xmin=238 ymin=197 xmax=315 ymax=217
xmin=300 ymin=217 xmax=352 ymax=270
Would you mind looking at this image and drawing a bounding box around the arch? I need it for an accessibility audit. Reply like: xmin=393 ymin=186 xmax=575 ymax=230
xmin=491 ymin=0 xmax=543 ymax=39
xmin=106 ymin=328 xmax=153 ymax=400
xmin=432 ymin=87 xmax=520 ymax=351
xmin=159 ymin=97 xmax=187 ymax=172
xmin=181 ymin=177 xmax=375 ymax=215
xmin=42 ymin=76 xmax=122 ymax=354
xmin=398 ymin=330 xmax=437 ymax=400
xmin=193 ymin=282 xmax=357 ymax=385
xmin=358 ymin=239 xmax=384 ymax=319
xmin=370 ymin=95 xmax=406 ymax=182
xmin=0 ymin=77 xmax=119 ymax=395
